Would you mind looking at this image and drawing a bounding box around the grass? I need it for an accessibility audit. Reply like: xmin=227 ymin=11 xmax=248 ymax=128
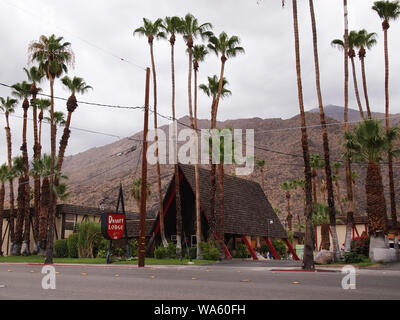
xmin=323 ymin=259 xmax=382 ymax=268
xmin=0 ymin=255 xmax=217 ymax=265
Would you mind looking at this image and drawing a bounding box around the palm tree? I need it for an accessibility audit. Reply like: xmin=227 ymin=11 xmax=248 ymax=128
xmin=372 ymin=0 xmax=400 ymax=248
xmin=199 ymin=75 xmax=231 ymax=243
xmin=0 ymin=96 xmax=18 ymax=254
xmin=312 ymin=202 xmax=330 ymax=250
xmin=180 ymin=14 xmax=212 ymax=258
xmin=353 ymin=29 xmax=377 ymax=119
xmin=332 ymin=162 xmax=345 ymax=216
xmin=24 ymin=66 xmax=45 ymax=253
xmin=331 ymin=31 xmax=365 ymax=120
xmin=134 ymin=18 xmax=168 ymax=249
xmin=280 ymin=181 xmax=295 ymax=231
xmin=255 ymin=159 xmax=266 ymax=191
xmin=0 ymin=164 xmax=9 ymax=256
xmin=345 ymin=119 xmax=399 ymax=259
xmin=192 ymin=44 xmax=209 ymax=259
xmin=11 ymin=81 xmax=33 ymax=255
xmin=341 ymin=0 xmax=357 ymax=255
xmin=130 ymin=178 xmax=151 ymax=213
xmin=310 ymin=154 xmax=324 ymax=203
xmin=293 ymin=177 xmax=306 ymax=225
xmin=58 ymin=76 xmax=92 ymax=171
xmin=35 ymin=98 xmax=51 ymax=150
xmin=30 ymin=154 xmax=51 ymax=256
xmin=28 ymin=34 xmax=74 ymax=264
xmin=282 ymin=0 xmax=315 ymax=270
xmin=12 ymin=156 xmax=25 ymax=255
xmin=308 ymin=0 xmax=341 ymax=261
xmin=163 ymin=15 xmax=183 ymax=253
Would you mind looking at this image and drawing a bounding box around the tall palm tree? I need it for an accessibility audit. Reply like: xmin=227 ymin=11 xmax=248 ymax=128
xmin=11 ymin=81 xmax=33 ymax=255
xmin=163 ymin=15 xmax=183 ymax=252
xmin=280 ymin=181 xmax=295 ymax=231
xmin=192 ymin=44 xmax=209 ymax=259
xmin=256 ymin=159 xmax=266 ymax=191
xmin=199 ymin=75 xmax=231 ymax=243
xmin=30 ymin=154 xmax=51 ymax=256
xmin=310 ymin=154 xmax=324 ymax=203
xmin=341 ymin=0 xmax=357 ymax=254
xmin=282 ymin=0 xmax=314 ymax=270
xmin=354 ymin=29 xmax=377 ymax=119
xmin=180 ymin=14 xmax=212 ymax=258
xmin=0 ymin=96 xmax=18 ymax=254
xmin=312 ymin=202 xmax=330 ymax=250
xmin=24 ymin=66 xmax=45 ymax=253
xmin=331 ymin=31 xmax=365 ymax=120
xmin=28 ymin=34 xmax=74 ymax=264
xmin=35 ymin=98 xmax=51 ymax=150
xmin=207 ymin=30 xmax=243 ymax=255
xmin=332 ymin=162 xmax=345 ymax=217
xmin=372 ymin=0 xmax=400 ymax=246
xmin=345 ymin=119 xmax=399 ymax=259
xmin=130 ymin=178 xmax=151 ymax=214
xmin=0 ymin=164 xmax=9 ymax=256
xmin=134 ymin=18 xmax=168 ymax=249
xmin=58 ymin=76 xmax=92 ymax=171
xmin=308 ymin=0 xmax=341 ymax=261
xmin=12 ymin=156 xmax=25 ymax=255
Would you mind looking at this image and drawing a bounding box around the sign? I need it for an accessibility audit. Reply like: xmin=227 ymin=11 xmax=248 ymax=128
xmin=101 ymin=213 xmax=125 ymax=240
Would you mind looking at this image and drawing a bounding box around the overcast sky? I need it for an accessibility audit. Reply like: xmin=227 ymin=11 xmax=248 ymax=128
xmin=1 ymin=0 xmax=399 ymax=164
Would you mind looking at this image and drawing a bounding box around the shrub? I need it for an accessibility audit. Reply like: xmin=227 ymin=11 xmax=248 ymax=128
xmin=128 ymin=239 xmax=138 ymax=257
xmin=189 ymin=247 xmax=197 ymax=260
xmin=67 ymin=233 xmax=79 ymax=258
xmin=54 ymin=239 xmax=68 ymax=258
xmin=259 ymin=245 xmax=269 ymax=255
xmin=96 ymin=249 xmax=108 ymax=258
xmin=343 ymin=251 xmax=369 ymax=264
xmin=234 ymin=243 xmax=250 ymax=258
xmin=167 ymin=242 xmax=178 ymax=259
xmin=154 ymin=246 xmax=168 ymax=259
xmin=77 ymin=221 xmax=102 ymax=258
xmin=351 ymin=236 xmax=370 ymax=256
xmin=199 ymin=241 xmax=220 ymax=260
xmin=272 ymin=239 xmax=287 ymax=258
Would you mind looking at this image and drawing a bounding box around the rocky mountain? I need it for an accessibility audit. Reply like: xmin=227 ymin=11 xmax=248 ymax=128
xmin=61 ymin=105 xmax=400 ymax=223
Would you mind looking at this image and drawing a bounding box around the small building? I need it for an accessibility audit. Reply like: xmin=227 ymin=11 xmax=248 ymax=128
xmin=147 ymin=164 xmax=296 ymax=259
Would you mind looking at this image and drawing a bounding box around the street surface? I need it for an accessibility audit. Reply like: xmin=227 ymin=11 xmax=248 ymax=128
xmin=1 ymin=260 xmax=399 ymax=300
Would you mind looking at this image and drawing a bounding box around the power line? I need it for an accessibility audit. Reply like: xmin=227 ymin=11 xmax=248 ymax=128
xmin=0 ymin=0 xmax=147 ymax=71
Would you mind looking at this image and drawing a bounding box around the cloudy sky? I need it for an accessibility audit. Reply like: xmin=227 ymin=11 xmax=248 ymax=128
xmin=0 ymin=0 xmax=399 ymax=164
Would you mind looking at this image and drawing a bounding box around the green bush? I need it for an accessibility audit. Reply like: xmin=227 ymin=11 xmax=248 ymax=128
xmin=198 ymin=241 xmax=220 ymax=260
xmin=272 ymin=239 xmax=287 ymax=258
xmin=259 ymin=245 xmax=269 ymax=255
xmin=167 ymin=242 xmax=178 ymax=259
xmin=96 ymin=249 xmax=108 ymax=258
xmin=154 ymin=246 xmax=168 ymax=259
xmin=67 ymin=233 xmax=79 ymax=258
xmin=343 ymin=251 xmax=369 ymax=264
xmin=77 ymin=221 xmax=102 ymax=258
xmin=351 ymin=236 xmax=370 ymax=256
xmin=235 ymin=243 xmax=250 ymax=258
xmin=189 ymin=247 xmax=197 ymax=260
xmin=54 ymin=239 xmax=68 ymax=258
xmin=128 ymin=239 xmax=138 ymax=257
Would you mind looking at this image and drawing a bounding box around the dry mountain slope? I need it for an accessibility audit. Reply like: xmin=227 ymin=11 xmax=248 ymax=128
xmin=62 ymin=106 xmax=400 ymax=224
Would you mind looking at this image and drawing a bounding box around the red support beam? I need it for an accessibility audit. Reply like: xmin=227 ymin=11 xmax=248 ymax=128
xmin=284 ymin=239 xmax=299 ymax=260
xmin=265 ymin=237 xmax=280 ymax=260
xmin=241 ymin=235 xmax=258 ymax=260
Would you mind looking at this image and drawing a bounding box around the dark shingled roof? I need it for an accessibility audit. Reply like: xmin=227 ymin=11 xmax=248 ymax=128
xmin=177 ymin=164 xmax=288 ymax=239
xmin=126 ymin=219 xmax=155 ymax=237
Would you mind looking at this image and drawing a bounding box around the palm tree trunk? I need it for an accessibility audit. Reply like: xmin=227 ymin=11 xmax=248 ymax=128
xmin=149 ymin=42 xmax=167 ymax=249
xmin=15 ymin=176 xmax=25 ymax=255
xmin=292 ymin=0 xmax=314 ymax=270
xmin=343 ymin=0 xmax=355 ymax=253
xmin=309 ymin=0 xmax=340 ymax=261
xmin=169 ymin=35 xmax=182 ymax=254
xmin=360 ymin=56 xmax=372 ymax=119
xmin=0 ymin=183 xmax=5 ymax=256
xmin=22 ymin=101 xmax=31 ymax=256
xmin=5 ymin=114 xmax=16 ymax=253
xmin=350 ymin=56 xmax=365 ymax=120
xmin=286 ymin=192 xmax=292 ymax=231
xmin=321 ymin=223 xmax=330 ymax=250
xmin=193 ymin=67 xmax=202 ymax=259
xmin=383 ymin=27 xmax=397 ymax=239
xmin=209 ymin=98 xmax=217 ymax=242
xmin=38 ymin=177 xmax=50 ymax=256
xmin=335 ymin=179 xmax=345 ymax=216
xmin=45 ymin=75 xmax=56 ymax=264
xmin=32 ymin=95 xmax=40 ymax=253
xmin=217 ymin=163 xmax=225 ymax=258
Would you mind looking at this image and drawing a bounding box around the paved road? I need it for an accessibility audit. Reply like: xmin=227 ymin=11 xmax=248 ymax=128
xmin=0 ymin=262 xmax=399 ymax=300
